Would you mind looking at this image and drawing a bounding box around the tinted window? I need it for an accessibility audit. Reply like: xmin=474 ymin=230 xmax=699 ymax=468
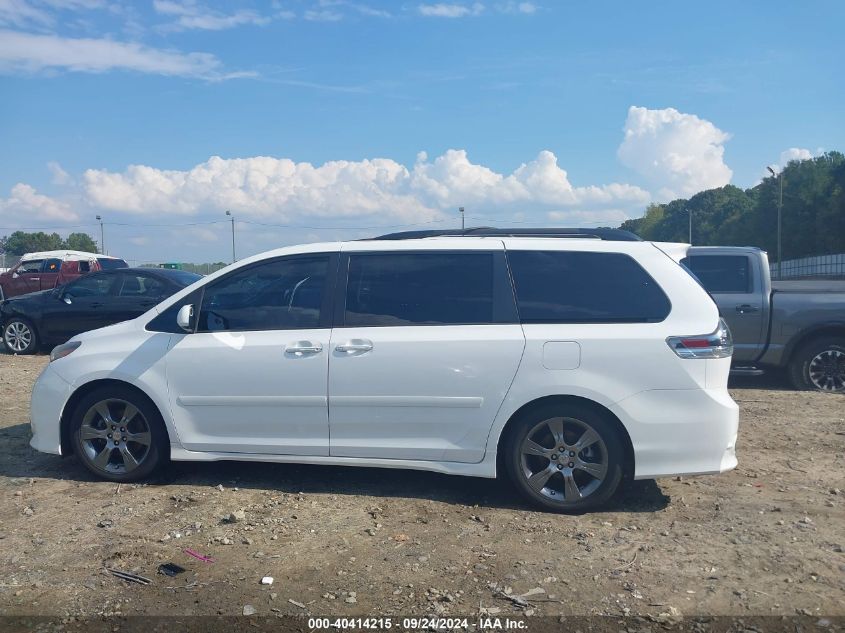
xmin=344 ymin=252 xmax=510 ymax=326
xmin=118 ymin=274 xmax=168 ymax=299
xmin=98 ymin=258 xmax=128 ymax=270
xmin=508 ymin=250 xmax=671 ymax=323
xmin=17 ymin=259 xmax=44 ymax=274
xmin=78 ymin=260 xmax=91 ymax=272
xmin=164 ymin=270 xmax=202 ymax=286
xmin=681 ymin=255 xmax=751 ymax=293
xmin=44 ymin=258 xmax=62 ymax=273
xmin=198 ymin=257 xmax=328 ymax=332
xmin=65 ymin=273 xmax=114 ymax=298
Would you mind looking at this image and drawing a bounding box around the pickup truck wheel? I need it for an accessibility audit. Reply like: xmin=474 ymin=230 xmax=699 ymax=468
xmin=504 ymin=403 xmax=624 ymax=513
xmin=789 ymin=337 xmax=845 ymax=393
xmin=3 ymin=317 xmax=38 ymax=355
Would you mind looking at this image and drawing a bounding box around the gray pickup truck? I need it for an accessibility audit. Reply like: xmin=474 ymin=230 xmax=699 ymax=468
xmin=683 ymin=246 xmax=845 ymax=392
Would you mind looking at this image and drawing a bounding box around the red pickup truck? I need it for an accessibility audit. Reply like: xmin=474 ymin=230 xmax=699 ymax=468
xmin=0 ymin=250 xmax=128 ymax=300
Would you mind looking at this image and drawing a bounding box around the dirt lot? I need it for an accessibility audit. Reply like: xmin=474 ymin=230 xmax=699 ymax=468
xmin=0 ymin=353 xmax=843 ymax=619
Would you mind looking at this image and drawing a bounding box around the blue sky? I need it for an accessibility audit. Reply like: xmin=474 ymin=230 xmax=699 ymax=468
xmin=1 ymin=0 xmax=843 ymax=263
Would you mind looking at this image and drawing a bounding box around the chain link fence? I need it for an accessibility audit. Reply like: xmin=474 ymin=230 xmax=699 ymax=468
xmin=770 ymin=253 xmax=845 ymax=279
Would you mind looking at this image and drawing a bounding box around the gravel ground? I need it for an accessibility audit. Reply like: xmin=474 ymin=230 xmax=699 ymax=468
xmin=0 ymin=353 xmax=843 ymax=618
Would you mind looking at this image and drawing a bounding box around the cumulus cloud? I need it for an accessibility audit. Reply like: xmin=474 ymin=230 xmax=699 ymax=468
xmin=0 ymin=29 xmax=252 ymax=79
xmin=78 ymin=150 xmax=648 ymax=225
xmin=617 ymin=106 xmax=732 ymax=200
xmin=47 ymin=160 xmax=72 ymax=185
xmin=0 ymin=183 xmax=78 ymax=222
xmin=779 ymin=147 xmax=813 ymax=166
xmin=153 ymin=0 xmax=270 ymax=31
xmin=418 ymin=3 xmax=484 ymax=18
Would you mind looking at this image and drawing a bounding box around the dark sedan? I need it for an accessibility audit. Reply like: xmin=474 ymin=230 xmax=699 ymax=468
xmin=1 ymin=268 xmax=201 ymax=354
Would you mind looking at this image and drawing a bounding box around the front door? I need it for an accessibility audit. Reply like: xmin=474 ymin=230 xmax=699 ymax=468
xmin=165 ymin=254 xmax=336 ymax=455
xmin=9 ymin=259 xmax=45 ymax=296
xmin=328 ymin=249 xmax=524 ymax=464
xmin=46 ymin=272 xmax=118 ymax=342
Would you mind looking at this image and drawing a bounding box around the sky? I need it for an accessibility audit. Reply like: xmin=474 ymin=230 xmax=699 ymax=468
xmin=0 ymin=0 xmax=843 ymax=264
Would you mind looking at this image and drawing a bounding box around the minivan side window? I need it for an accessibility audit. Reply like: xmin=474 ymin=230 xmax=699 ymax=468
xmin=507 ymin=250 xmax=671 ymax=323
xmin=344 ymin=252 xmax=514 ymax=327
xmin=680 ymin=255 xmax=751 ymax=293
xmin=197 ymin=257 xmax=329 ymax=332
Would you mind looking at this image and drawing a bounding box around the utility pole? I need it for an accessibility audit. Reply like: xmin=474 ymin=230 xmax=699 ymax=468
xmin=687 ymin=208 xmax=692 ymax=244
xmin=96 ymin=215 xmax=104 ymax=254
xmin=767 ymin=166 xmax=784 ymax=279
xmin=459 ymin=206 xmax=465 ymax=232
xmin=225 ymin=210 xmax=236 ymax=263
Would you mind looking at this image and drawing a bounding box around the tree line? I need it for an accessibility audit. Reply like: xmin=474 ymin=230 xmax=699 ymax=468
xmin=0 ymin=231 xmax=99 ymax=256
xmin=620 ymin=152 xmax=845 ymax=261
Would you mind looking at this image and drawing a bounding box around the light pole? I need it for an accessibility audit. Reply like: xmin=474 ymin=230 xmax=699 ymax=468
xmin=225 ymin=210 xmax=236 ymax=263
xmin=687 ymin=208 xmax=693 ymax=244
xmin=95 ymin=215 xmax=104 ymax=254
xmin=459 ymin=206 xmax=465 ymax=232
xmin=767 ymin=166 xmax=784 ymax=279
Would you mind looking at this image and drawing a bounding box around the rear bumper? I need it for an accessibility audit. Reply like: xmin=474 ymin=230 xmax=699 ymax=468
xmin=610 ymin=388 xmax=739 ymax=479
xmin=29 ymin=363 xmax=72 ymax=455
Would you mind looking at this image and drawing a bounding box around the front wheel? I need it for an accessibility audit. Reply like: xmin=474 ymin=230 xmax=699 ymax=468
xmin=3 ymin=317 xmax=38 ymax=354
xmin=71 ymin=386 xmax=169 ymax=482
xmin=504 ymin=403 xmax=624 ymax=513
xmin=789 ymin=337 xmax=845 ymax=393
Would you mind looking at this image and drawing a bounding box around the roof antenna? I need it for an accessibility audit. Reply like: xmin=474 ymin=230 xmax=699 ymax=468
xmin=459 ymin=206 xmax=465 ymax=233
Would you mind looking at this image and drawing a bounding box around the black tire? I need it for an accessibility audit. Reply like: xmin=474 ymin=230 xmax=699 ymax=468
xmin=71 ymin=385 xmax=169 ymax=482
xmin=504 ymin=403 xmax=624 ymax=513
xmin=3 ymin=317 xmax=38 ymax=355
xmin=789 ymin=337 xmax=845 ymax=393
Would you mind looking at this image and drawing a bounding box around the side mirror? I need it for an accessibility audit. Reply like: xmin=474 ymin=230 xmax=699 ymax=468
xmin=63 ymin=295 xmax=72 ymax=305
xmin=176 ymin=304 xmax=194 ymax=333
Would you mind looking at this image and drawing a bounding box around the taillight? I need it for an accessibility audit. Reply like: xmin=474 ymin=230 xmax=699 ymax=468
xmin=667 ymin=318 xmax=733 ymax=359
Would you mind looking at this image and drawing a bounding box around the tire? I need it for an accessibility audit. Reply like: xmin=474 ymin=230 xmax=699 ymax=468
xmin=789 ymin=337 xmax=845 ymax=393
xmin=504 ymin=403 xmax=624 ymax=513
xmin=3 ymin=317 xmax=38 ymax=355
xmin=71 ymin=385 xmax=169 ymax=482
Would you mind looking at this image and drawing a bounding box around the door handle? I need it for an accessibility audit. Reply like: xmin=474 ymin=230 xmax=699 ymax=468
xmin=335 ymin=339 xmax=373 ymax=353
xmin=735 ymin=304 xmax=759 ymax=314
xmin=285 ymin=341 xmax=323 ymax=355
xmin=31 ymin=277 xmax=40 ymax=281
xmin=90 ymin=302 xmax=104 ymax=308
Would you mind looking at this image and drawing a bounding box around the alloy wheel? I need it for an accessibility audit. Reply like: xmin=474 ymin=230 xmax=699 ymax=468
xmin=4 ymin=321 xmax=32 ymax=353
xmin=808 ymin=349 xmax=845 ymax=392
xmin=519 ymin=416 xmax=609 ymax=504
xmin=79 ymin=399 xmax=152 ymax=474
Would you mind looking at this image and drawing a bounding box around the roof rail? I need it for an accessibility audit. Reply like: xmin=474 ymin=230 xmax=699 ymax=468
xmin=371 ymin=227 xmax=642 ymax=241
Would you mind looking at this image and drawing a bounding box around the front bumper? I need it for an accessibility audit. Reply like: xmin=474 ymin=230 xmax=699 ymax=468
xmin=610 ymin=388 xmax=739 ymax=480
xmin=29 ymin=362 xmax=72 ymax=455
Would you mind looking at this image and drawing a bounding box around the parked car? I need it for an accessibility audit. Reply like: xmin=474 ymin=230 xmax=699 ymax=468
xmin=29 ymin=228 xmax=738 ymax=512
xmin=2 ymin=268 xmax=201 ymax=354
xmin=683 ymin=246 xmax=845 ymax=392
xmin=0 ymin=250 xmax=128 ymax=301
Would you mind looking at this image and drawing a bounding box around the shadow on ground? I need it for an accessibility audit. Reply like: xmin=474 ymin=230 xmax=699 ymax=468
xmin=0 ymin=422 xmax=669 ymax=514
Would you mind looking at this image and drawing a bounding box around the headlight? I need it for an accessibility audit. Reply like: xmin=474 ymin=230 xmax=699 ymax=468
xmin=50 ymin=341 xmax=81 ymax=362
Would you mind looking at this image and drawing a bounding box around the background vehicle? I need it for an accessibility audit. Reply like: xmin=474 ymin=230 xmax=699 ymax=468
xmin=30 ymin=229 xmax=737 ymax=513
xmin=1 ymin=268 xmax=200 ymax=354
xmin=683 ymin=246 xmax=845 ymax=392
xmin=0 ymin=250 xmax=128 ymax=301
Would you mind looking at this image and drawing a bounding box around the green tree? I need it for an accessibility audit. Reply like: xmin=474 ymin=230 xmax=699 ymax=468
xmin=1 ymin=231 xmax=65 ymax=255
xmin=65 ymin=232 xmax=99 ymax=253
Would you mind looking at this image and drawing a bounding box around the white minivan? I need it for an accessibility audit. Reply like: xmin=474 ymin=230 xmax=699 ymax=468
xmin=30 ymin=228 xmax=738 ymax=512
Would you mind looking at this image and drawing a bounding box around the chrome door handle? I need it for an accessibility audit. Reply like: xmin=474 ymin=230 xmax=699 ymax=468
xmin=285 ymin=341 xmax=323 ymax=355
xmin=335 ymin=339 xmax=373 ymax=353
xmin=31 ymin=277 xmax=40 ymax=281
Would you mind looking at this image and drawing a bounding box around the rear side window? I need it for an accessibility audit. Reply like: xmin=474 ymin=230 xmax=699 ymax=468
xmin=44 ymin=258 xmax=62 ymax=272
xmin=507 ymin=250 xmax=671 ymax=323
xmin=344 ymin=252 xmax=514 ymax=326
xmin=198 ymin=256 xmax=329 ymax=332
xmin=118 ymin=274 xmax=168 ymax=299
xmin=98 ymin=258 xmax=128 ymax=270
xmin=681 ymin=255 xmax=751 ymax=293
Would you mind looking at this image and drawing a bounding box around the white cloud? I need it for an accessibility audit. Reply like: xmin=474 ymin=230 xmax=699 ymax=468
xmin=304 ymin=9 xmax=344 ymax=21
xmin=779 ymin=147 xmax=813 ymax=166
xmin=47 ymin=160 xmax=72 ymax=185
xmin=0 ymin=29 xmax=251 ymax=79
xmin=0 ymin=183 xmax=78 ymax=222
xmin=153 ymin=0 xmax=270 ymax=31
xmin=617 ymin=105 xmax=732 ymax=200
xmin=77 ymin=150 xmax=648 ymax=227
xmin=497 ymin=1 xmax=537 ymax=14
xmin=0 ymin=0 xmax=54 ymax=28
xmin=418 ymin=3 xmax=484 ymax=18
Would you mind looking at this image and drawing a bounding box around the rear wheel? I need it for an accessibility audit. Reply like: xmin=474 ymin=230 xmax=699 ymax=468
xmin=3 ymin=317 xmax=38 ymax=355
xmin=71 ymin=386 xmax=168 ymax=482
xmin=789 ymin=337 xmax=845 ymax=393
xmin=504 ymin=403 xmax=624 ymax=513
